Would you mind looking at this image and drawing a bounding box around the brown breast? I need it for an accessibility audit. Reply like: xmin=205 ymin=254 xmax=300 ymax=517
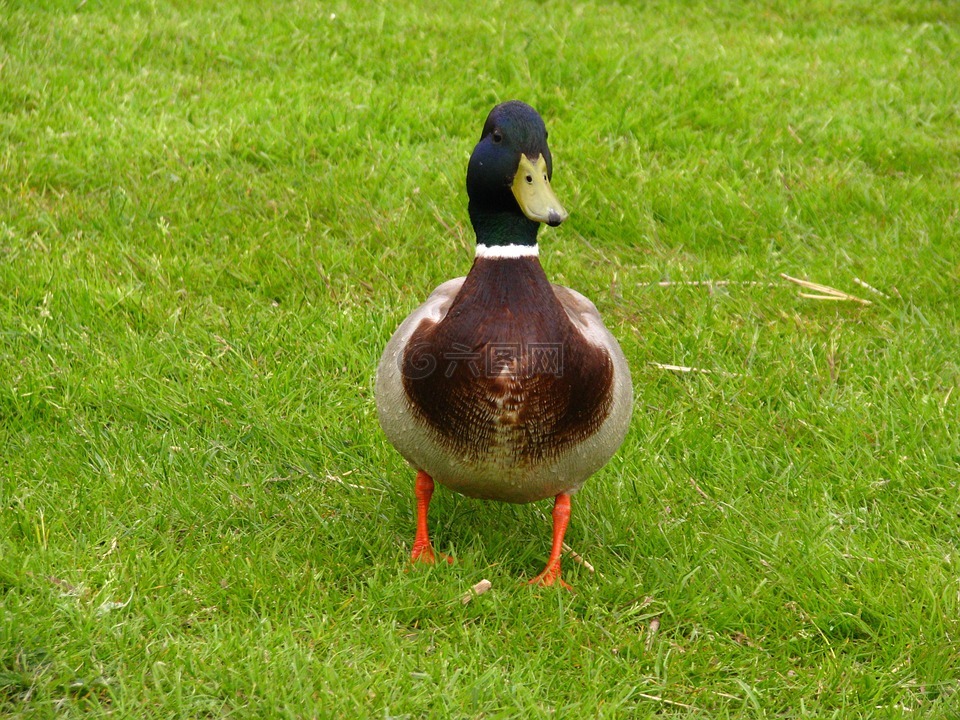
xmin=401 ymin=256 xmax=614 ymax=466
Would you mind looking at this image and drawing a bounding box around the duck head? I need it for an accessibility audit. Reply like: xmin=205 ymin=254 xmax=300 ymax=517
xmin=466 ymin=101 xmax=568 ymax=248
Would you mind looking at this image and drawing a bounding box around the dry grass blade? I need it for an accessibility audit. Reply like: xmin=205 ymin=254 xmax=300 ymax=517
xmin=650 ymin=363 xmax=710 ymax=373
xmin=798 ymin=293 xmax=853 ymax=301
xmin=635 ymin=691 xmax=698 ymax=711
xmin=642 ymin=280 xmax=778 ymax=287
xmin=324 ymin=471 xmax=385 ymax=494
xmin=460 ymin=579 xmax=492 ymax=604
xmin=852 ymin=277 xmax=891 ymax=298
xmin=563 ymin=543 xmax=597 ymax=574
xmin=645 ymin=616 xmax=661 ymax=651
xmin=689 ymin=477 xmax=711 ymax=501
xmin=781 ymin=273 xmax=871 ymax=305
xmin=650 ymin=362 xmax=741 ymax=377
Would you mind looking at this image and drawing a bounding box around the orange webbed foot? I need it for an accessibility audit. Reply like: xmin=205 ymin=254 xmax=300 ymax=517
xmin=409 ymin=471 xmax=453 ymax=566
xmin=528 ymin=560 xmax=573 ymax=590
xmin=411 ymin=542 xmax=453 ymax=565
xmin=528 ymin=493 xmax=574 ymax=590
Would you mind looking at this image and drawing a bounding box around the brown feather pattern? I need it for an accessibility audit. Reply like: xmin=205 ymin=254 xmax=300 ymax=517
xmin=402 ymin=257 xmax=614 ymax=465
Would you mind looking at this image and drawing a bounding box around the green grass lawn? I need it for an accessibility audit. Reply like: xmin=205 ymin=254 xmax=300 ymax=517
xmin=2 ymin=0 xmax=959 ymax=716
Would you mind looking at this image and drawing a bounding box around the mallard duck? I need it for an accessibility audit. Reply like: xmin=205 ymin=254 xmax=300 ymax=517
xmin=376 ymin=101 xmax=632 ymax=587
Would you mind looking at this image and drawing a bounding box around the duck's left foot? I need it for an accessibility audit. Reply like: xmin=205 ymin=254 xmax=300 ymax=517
xmin=529 ymin=560 xmax=573 ymax=590
xmin=528 ymin=492 xmax=574 ymax=590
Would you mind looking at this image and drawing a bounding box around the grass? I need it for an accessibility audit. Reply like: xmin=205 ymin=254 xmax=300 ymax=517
xmin=2 ymin=0 xmax=959 ymax=716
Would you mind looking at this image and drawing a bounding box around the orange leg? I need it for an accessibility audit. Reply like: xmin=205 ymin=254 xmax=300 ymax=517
xmin=529 ymin=493 xmax=572 ymax=589
xmin=410 ymin=470 xmax=452 ymax=564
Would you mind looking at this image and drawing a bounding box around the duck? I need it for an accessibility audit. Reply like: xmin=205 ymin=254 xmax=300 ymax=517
xmin=375 ymin=100 xmax=632 ymax=587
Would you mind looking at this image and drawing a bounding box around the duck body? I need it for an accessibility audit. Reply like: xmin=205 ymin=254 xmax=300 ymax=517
xmin=375 ymin=101 xmax=632 ymax=585
xmin=376 ymin=255 xmax=632 ymax=503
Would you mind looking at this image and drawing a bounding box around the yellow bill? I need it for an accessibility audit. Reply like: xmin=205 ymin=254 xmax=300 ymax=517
xmin=511 ymin=153 xmax=568 ymax=227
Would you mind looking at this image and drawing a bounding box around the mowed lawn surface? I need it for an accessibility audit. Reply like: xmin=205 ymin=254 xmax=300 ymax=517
xmin=2 ymin=1 xmax=959 ymax=717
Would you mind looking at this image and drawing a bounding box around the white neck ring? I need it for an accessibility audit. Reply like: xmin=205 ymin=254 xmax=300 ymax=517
xmin=475 ymin=244 xmax=539 ymax=259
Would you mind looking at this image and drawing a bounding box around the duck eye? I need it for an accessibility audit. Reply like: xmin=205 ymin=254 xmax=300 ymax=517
xmin=526 ymin=174 xmax=533 ymax=183
xmin=492 ymin=130 xmax=503 ymax=144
